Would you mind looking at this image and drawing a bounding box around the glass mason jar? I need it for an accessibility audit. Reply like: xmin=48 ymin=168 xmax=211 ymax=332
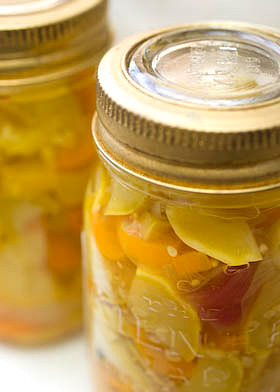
xmin=0 ymin=0 xmax=111 ymax=344
xmin=84 ymin=23 xmax=280 ymax=392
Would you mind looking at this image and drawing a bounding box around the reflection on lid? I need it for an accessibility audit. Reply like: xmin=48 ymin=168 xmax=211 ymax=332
xmin=128 ymin=29 xmax=280 ymax=107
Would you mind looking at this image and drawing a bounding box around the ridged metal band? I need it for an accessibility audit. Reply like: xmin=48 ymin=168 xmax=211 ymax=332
xmin=95 ymin=23 xmax=280 ymax=192
xmin=97 ymin=79 xmax=280 ymax=153
xmin=96 ymin=77 xmax=280 ymax=168
xmin=0 ymin=0 xmax=107 ymax=50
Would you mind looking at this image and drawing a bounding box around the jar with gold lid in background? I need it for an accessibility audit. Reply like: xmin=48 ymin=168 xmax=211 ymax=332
xmin=0 ymin=0 xmax=111 ymax=344
xmin=85 ymin=22 xmax=280 ymax=392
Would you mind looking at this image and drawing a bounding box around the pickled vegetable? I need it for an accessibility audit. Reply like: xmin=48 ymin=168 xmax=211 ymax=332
xmin=88 ymin=235 xmax=135 ymax=304
xmin=181 ymin=351 xmax=243 ymax=392
xmin=189 ymin=264 xmax=257 ymax=327
xmin=245 ymin=274 xmax=280 ymax=351
xmin=92 ymin=211 xmax=125 ymax=261
xmin=118 ymin=215 xmax=186 ymax=269
xmin=90 ymin=164 xmax=111 ymax=212
xmin=92 ymin=308 xmax=175 ymax=392
xmin=134 ymin=329 xmax=196 ymax=382
xmin=105 ymin=179 xmax=146 ymax=216
xmin=166 ymin=206 xmax=262 ymax=266
xmin=0 ymin=71 xmax=97 ymax=344
xmin=128 ymin=268 xmax=200 ymax=361
xmin=85 ymin=164 xmax=280 ymax=392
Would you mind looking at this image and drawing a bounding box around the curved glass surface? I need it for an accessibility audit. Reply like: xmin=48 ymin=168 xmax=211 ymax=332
xmin=128 ymin=28 xmax=280 ymax=107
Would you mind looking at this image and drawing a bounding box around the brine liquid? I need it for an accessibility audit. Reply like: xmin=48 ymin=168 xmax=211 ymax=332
xmin=85 ymin=164 xmax=280 ymax=392
xmin=0 ymin=70 xmax=96 ymax=344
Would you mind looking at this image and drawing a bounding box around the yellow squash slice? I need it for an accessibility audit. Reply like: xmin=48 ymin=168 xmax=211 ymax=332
xmin=138 ymin=212 xmax=171 ymax=240
xmin=128 ymin=268 xmax=200 ymax=362
xmin=245 ymin=273 xmax=280 ymax=351
xmin=105 ymin=179 xmax=146 ymax=216
xmin=166 ymin=206 xmax=262 ymax=266
xmin=92 ymin=313 xmax=175 ymax=392
xmin=180 ymin=350 xmax=243 ymax=392
xmin=90 ymin=164 xmax=111 ymax=212
xmin=240 ymin=352 xmax=270 ymax=392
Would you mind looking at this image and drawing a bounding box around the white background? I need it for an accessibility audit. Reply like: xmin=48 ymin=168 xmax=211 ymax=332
xmin=1 ymin=0 xmax=280 ymax=391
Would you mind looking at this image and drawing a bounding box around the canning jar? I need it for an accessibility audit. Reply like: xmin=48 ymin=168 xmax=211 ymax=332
xmin=0 ymin=0 xmax=111 ymax=344
xmin=84 ymin=23 xmax=280 ymax=392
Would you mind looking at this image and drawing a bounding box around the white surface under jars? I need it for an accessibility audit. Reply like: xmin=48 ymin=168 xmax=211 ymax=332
xmin=2 ymin=0 xmax=280 ymax=390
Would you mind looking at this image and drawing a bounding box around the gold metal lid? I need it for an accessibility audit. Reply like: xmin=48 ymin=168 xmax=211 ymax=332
xmin=95 ymin=22 xmax=280 ymax=194
xmin=0 ymin=0 xmax=110 ymax=86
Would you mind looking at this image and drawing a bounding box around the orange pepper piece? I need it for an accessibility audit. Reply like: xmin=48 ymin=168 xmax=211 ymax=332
xmin=0 ymin=319 xmax=36 ymax=340
xmin=71 ymin=69 xmax=97 ymax=115
xmin=218 ymin=334 xmax=245 ymax=351
xmin=173 ymin=251 xmax=216 ymax=278
xmin=65 ymin=207 xmax=83 ymax=233
xmin=56 ymin=130 xmax=95 ymax=171
xmin=118 ymin=217 xmax=187 ymax=269
xmin=93 ymin=360 xmax=132 ymax=392
xmin=47 ymin=233 xmax=81 ymax=275
xmin=138 ymin=343 xmax=196 ymax=381
xmin=131 ymin=326 xmax=196 ymax=381
xmin=207 ymin=330 xmax=245 ymax=351
xmin=92 ymin=210 xmax=125 ymax=261
xmin=204 ymin=329 xmax=245 ymax=352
